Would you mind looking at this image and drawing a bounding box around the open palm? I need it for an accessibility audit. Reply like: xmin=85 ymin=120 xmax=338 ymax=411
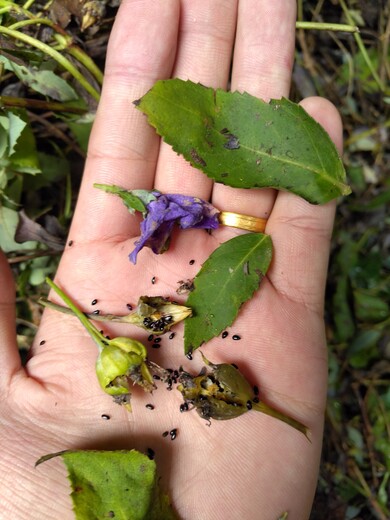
xmin=0 ymin=1 xmax=343 ymax=519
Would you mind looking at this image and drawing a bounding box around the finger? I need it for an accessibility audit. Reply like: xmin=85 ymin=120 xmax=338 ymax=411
xmin=211 ymin=0 xmax=297 ymax=220
xmin=267 ymin=97 xmax=343 ymax=313
xmin=154 ymin=0 xmax=238 ymax=199
xmin=0 ymin=250 xmax=21 ymax=389
xmin=69 ymin=0 xmax=180 ymax=243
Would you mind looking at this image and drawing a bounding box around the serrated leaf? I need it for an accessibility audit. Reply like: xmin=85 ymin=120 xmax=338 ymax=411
xmin=135 ymin=79 xmax=351 ymax=204
xmin=184 ymin=233 xmax=272 ymax=353
xmin=94 ymin=184 xmax=157 ymax=214
xmin=36 ymin=450 xmax=178 ymax=520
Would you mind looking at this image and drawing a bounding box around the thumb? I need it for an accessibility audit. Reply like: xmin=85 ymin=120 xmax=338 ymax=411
xmin=0 ymin=249 xmax=21 ymax=389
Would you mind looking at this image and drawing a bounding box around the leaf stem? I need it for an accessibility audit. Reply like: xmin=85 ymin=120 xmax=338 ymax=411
xmin=338 ymin=0 xmax=386 ymax=93
xmin=44 ymin=278 xmax=107 ymax=351
xmin=296 ymin=21 xmax=359 ymax=33
xmin=252 ymin=401 xmax=310 ymax=440
xmin=0 ymin=26 xmax=100 ymax=100
xmin=39 ymin=296 xmax=135 ymax=324
xmin=0 ymin=95 xmax=87 ymax=114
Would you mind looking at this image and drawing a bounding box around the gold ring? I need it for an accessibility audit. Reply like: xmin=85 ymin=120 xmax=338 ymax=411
xmin=218 ymin=211 xmax=267 ymax=233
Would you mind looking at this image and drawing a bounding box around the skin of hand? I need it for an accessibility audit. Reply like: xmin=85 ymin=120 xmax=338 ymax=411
xmin=0 ymin=1 xmax=343 ymax=519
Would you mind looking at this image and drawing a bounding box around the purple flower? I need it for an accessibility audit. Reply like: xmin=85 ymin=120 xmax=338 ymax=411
xmin=129 ymin=193 xmax=220 ymax=264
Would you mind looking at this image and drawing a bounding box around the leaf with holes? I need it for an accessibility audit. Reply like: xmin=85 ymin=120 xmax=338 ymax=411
xmin=184 ymin=233 xmax=273 ymax=354
xmin=36 ymin=449 xmax=178 ymax=520
xmin=135 ymin=79 xmax=350 ymax=204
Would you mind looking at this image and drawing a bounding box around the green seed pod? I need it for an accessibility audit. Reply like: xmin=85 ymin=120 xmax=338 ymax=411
xmin=96 ymin=345 xmax=155 ymax=406
xmin=177 ymin=354 xmax=253 ymax=421
xmin=124 ymin=296 xmax=192 ymax=334
xmin=108 ymin=337 xmax=147 ymax=356
xmin=177 ymin=353 xmax=310 ymax=437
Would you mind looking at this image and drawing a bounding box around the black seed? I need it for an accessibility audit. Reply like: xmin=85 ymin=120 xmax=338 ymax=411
xmin=222 ymin=331 xmax=228 ymax=339
xmin=153 ymin=337 xmax=162 ymax=343
xmin=92 ymin=310 xmax=100 ymax=315
xmin=105 ymin=335 xmax=111 ymax=340
xmin=151 ymin=276 xmax=156 ymax=284
xmin=153 ymin=375 xmax=161 ymax=380
xmin=169 ymin=332 xmax=175 ymax=340
xmin=126 ymin=303 xmax=133 ymax=311
xmin=152 ymin=343 xmax=161 ymax=349
xmin=39 ymin=340 xmax=46 ymax=346
xmin=148 ymin=334 xmax=153 ymax=341
xmin=246 ymin=400 xmax=252 ymax=410
xmin=162 ymin=431 xmax=169 ymax=437
xmin=68 ymin=240 xmax=73 ymax=246
xmin=189 ymin=259 xmax=195 ymax=265
xmin=232 ymin=334 xmax=241 ymax=341
xmin=180 ymin=403 xmax=189 ymax=413
xmin=145 ymin=404 xmax=155 ymax=410
xmin=231 ymin=363 xmax=239 ymax=369
xmin=253 ymin=397 xmax=260 ymax=403
xmin=253 ymin=385 xmax=259 ymax=396
xmin=147 ymin=447 xmax=155 ymax=460
xmin=101 ymin=414 xmax=110 ymax=420
xmin=170 ymin=428 xmax=177 ymax=440
xmin=91 ymin=299 xmax=98 ymax=306
xmin=186 ymin=352 xmax=193 ymax=360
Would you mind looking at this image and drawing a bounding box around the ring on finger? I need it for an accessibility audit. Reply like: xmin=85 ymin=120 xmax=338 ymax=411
xmin=218 ymin=211 xmax=267 ymax=233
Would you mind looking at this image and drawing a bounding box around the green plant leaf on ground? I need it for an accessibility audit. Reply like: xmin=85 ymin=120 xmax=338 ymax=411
xmin=0 ymin=206 xmax=36 ymax=252
xmin=184 ymin=233 xmax=272 ymax=354
xmin=0 ymin=109 xmax=40 ymax=176
xmin=36 ymin=449 xmax=178 ymax=520
xmin=0 ymin=55 xmax=79 ymax=102
xmin=135 ymin=79 xmax=350 ymax=204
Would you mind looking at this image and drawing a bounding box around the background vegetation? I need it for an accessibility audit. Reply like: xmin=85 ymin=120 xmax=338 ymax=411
xmin=1 ymin=1 xmax=389 ymax=518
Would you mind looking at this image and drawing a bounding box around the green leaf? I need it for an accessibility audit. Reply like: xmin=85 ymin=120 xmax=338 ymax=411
xmin=135 ymin=79 xmax=350 ymax=204
xmin=184 ymin=233 xmax=272 ymax=353
xmin=94 ymin=184 xmax=157 ymax=215
xmin=7 ymin=111 xmax=26 ymax=156
xmin=10 ymin=116 xmax=40 ymax=174
xmin=36 ymin=450 xmax=178 ymax=520
xmin=0 ymin=206 xmax=36 ymax=252
xmin=0 ymin=55 xmax=78 ymax=102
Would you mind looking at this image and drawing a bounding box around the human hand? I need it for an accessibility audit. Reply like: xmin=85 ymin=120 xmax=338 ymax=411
xmin=0 ymin=1 xmax=343 ymax=519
